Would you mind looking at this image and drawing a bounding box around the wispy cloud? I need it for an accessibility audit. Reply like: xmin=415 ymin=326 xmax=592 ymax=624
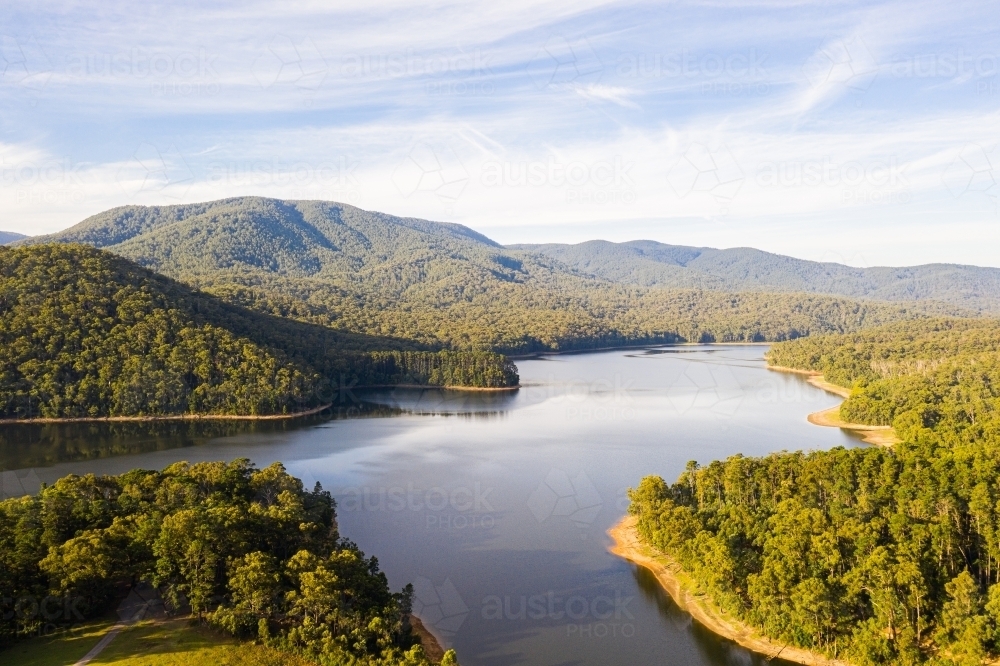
xmin=1 ymin=0 xmax=999 ymax=265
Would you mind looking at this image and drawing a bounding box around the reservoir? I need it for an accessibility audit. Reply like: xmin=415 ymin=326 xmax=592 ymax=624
xmin=0 ymin=346 xmax=862 ymax=666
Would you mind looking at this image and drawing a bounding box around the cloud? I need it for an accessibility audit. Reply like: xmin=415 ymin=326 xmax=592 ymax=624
xmin=2 ymin=0 xmax=999 ymax=266
xmin=573 ymin=83 xmax=640 ymax=108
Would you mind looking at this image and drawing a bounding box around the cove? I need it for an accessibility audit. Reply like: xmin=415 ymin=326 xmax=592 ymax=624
xmin=0 ymin=345 xmax=864 ymax=666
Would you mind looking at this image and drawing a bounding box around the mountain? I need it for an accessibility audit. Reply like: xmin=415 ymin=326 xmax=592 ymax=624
xmin=23 ymin=197 xmax=968 ymax=352
xmin=0 ymin=244 xmax=517 ymax=419
xmin=512 ymin=240 xmax=1000 ymax=313
xmin=0 ymin=231 xmax=27 ymax=245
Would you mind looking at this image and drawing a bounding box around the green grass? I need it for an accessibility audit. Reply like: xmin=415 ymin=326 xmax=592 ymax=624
xmin=1 ymin=616 xmax=117 ymax=666
xmin=2 ymin=617 xmax=315 ymax=666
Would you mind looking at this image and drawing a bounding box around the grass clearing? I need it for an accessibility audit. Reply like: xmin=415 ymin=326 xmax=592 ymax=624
xmin=2 ymin=616 xmax=315 ymax=666
xmin=2 ymin=616 xmax=117 ymax=666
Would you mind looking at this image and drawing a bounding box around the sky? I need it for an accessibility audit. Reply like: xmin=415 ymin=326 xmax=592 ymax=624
xmin=1 ymin=0 xmax=999 ymax=267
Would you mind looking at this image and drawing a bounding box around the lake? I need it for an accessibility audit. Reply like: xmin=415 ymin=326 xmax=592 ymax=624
xmin=0 ymin=345 xmax=862 ymax=666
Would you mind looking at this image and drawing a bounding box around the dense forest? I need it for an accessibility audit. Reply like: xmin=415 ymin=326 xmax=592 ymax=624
xmin=0 ymin=459 xmax=457 ymax=664
xmin=0 ymin=244 xmax=518 ymax=419
xmin=767 ymin=318 xmax=1000 ymax=430
xmin=517 ymin=240 xmax=1000 ymax=314
xmin=629 ymin=317 xmax=1000 ymax=665
xmin=21 ymin=197 xmax=965 ymax=353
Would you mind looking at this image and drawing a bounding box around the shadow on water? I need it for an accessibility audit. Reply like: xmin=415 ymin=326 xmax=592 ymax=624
xmin=355 ymin=387 xmax=521 ymax=415
xmin=631 ymin=565 xmax=799 ymax=666
xmin=0 ymin=389 xmax=522 ymax=472
xmin=0 ymin=402 xmax=406 ymax=471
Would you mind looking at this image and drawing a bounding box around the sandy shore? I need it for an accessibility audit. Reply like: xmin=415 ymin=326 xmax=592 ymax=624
xmin=607 ymin=516 xmax=851 ymax=666
xmin=807 ymin=406 xmax=899 ymax=447
xmin=768 ymin=365 xmax=898 ymax=447
xmin=408 ymin=615 xmax=445 ymax=662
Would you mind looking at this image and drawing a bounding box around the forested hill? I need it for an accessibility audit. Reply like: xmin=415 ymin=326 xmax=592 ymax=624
xmin=24 ymin=198 xmax=966 ymax=352
xmin=0 ymin=244 xmax=518 ymax=419
xmin=629 ymin=318 xmax=1000 ymax=664
xmin=514 ymin=239 xmax=1000 ymax=313
xmin=0 ymin=231 xmax=26 ymax=245
xmin=767 ymin=317 xmax=1000 ymax=431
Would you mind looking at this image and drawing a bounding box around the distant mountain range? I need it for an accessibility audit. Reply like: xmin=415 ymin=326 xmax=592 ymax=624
xmin=0 ymin=231 xmax=27 ymax=245
xmin=511 ymin=240 xmax=1000 ymax=313
xmin=17 ymin=197 xmax=971 ymax=351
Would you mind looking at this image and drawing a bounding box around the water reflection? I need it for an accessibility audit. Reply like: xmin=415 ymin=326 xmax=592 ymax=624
xmin=631 ymin=565 xmax=798 ymax=666
xmin=0 ymin=402 xmax=403 ymax=472
xmin=0 ymin=346 xmax=858 ymax=666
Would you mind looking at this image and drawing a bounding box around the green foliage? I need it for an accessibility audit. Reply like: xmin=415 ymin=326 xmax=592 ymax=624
xmin=24 ymin=197 xmax=958 ymax=354
xmin=0 ymin=460 xmax=453 ymax=665
xmin=630 ymin=318 xmax=1000 ymax=663
xmin=0 ymin=244 xmax=518 ymax=418
xmin=518 ymin=239 xmax=1000 ymax=313
xmin=767 ymin=318 xmax=1000 ymax=435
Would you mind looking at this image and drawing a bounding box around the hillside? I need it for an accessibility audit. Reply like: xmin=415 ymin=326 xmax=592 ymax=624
xmin=767 ymin=317 xmax=1000 ymax=428
xmin=514 ymin=239 xmax=1000 ymax=313
xmin=25 ymin=198 xmax=967 ymax=352
xmin=0 ymin=231 xmax=26 ymax=245
xmin=0 ymin=244 xmax=518 ymax=419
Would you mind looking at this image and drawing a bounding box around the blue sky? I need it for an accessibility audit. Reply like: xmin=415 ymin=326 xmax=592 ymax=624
xmin=1 ymin=0 xmax=999 ymax=266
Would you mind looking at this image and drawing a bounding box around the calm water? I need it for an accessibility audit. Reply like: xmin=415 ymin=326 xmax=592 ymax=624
xmin=0 ymin=346 xmax=862 ymax=666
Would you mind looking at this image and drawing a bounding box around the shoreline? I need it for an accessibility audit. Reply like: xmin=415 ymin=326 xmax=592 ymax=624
xmin=508 ymin=340 xmax=770 ymax=360
xmin=607 ymin=515 xmax=851 ymax=666
xmin=355 ymin=383 xmax=520 ymax=392
xmin=767 ymin=366 xmax=898 ymax=447
xmin=0 ymin=383 xmax=522 ymax=425
xmin=408 ymin=615 xmax=445 ymax=662
xmin=0 ymin=403 xmax=335 ymax=425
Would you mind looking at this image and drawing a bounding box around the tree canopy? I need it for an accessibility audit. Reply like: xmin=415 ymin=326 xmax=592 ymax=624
xmin=630 ymin=318 xmax=1000 ymax=665
xmin=0 ymin=459 xmax=456 ymax=665
xmin=0 ymin=244 xmax=518 ymax=419
xmin=22 ymin=197 xmax=962 ymax=354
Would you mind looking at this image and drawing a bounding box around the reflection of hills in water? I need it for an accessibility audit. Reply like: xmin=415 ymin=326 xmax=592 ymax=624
xmin=0 ymin=402 xmax=405 ymax=471
xmin=630 ymin=565 xmax=799 ymax=666
xmin=0 ymin=390 xmax=518 ymax=471
xmin=354 ymin=387 xmax=517 ymax=418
